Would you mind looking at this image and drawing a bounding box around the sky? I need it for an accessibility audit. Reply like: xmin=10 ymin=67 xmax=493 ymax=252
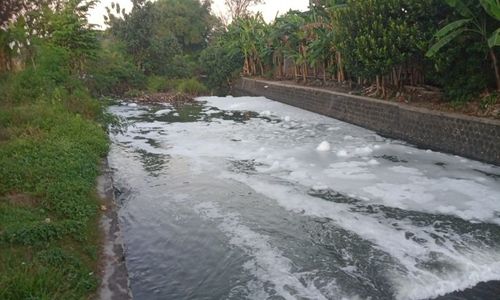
xmin=88 ymin=0 xmax=309 ymax=28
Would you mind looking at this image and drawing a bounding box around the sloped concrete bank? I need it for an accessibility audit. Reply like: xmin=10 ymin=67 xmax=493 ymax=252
xmin=233 ymin=78 xmax=500 ymax=166
xmin=97 ymin=160 xmax=132 ymax=300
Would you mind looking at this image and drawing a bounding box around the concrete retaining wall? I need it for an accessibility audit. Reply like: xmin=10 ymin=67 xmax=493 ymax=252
xmin=233 ymin=78 xmax=500 ymax=165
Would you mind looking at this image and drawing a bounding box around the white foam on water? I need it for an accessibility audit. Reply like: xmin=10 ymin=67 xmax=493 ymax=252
xmin=221 ymin=172 xmax=500 ymax=300
xmin=194 ymin=202 xmax=336 ymax=300
xmin=324 ymin=161 xmax=377 ymax=180
xmin=154 ymin=109 xmax=172 ymax=115
xmin=112 ymin=97 xmax=500 ymax=299
xmin=316 ymin=141 xmax=331 ymax=152
xmin=114 ymin=97 xmax=500 ymax=224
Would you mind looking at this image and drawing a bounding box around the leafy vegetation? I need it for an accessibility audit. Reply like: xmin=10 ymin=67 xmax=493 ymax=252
xmin=0 ymin=0 xmax=498 ymax=296
xmin=0 ymin=0 xmax=110 ymax=298
xmin=426 ymin=0 xmax=500 ymax=91
xmin=0 ymin=101 xmax=108 ymax=299
xmin=176 ymin=78 xmax=208 ymax=95
xmin=203 ymin=0 xmax=499 ymax=102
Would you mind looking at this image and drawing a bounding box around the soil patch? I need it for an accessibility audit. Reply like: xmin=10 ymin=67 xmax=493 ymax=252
xmin=4 ymin=193 xmax=39 ymax=207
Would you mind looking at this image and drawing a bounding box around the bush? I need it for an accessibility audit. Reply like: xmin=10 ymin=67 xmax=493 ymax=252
xmin=427 ymin=20 xmax=496 ymax=102
xmin=2 ymin=44 xmax=75 ymax=103
xmin=176 ymin=78 xmax=208 ymax=95
xmin=199 ymin=42 xmax=243 ymax=95
xmin=332 ymin=0 xmax=445 ymax=85
xmin=147 ymin=76 xmax=170 ymax=93
xmin=87 ymin=37 xmax=146 ymax=96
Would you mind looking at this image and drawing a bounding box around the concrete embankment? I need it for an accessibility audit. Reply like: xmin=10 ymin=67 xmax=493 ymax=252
xmin=234 ymin=78 xmax=500 ymax=166
xmin=97 ymin=160 xmax=132 ymax=300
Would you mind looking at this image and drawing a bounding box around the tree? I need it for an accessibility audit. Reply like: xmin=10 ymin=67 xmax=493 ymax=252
xmin=225 ymin=0 xmax=264 ymax=21
xmin=154 ymin=0 xmax=217 ymax=52
xmin=0 ymin=0 xmax=47 ymax=28
xmin=426 ymin=0 xmax=500 ymax=91
xmin=106 ymin=0 xmax=155 ymax=72
xmin=48 ymin=0 xmax=99 ymax=76
xmin=332 ymin=0 xmax=443 ymax=96
xmin=1 ymin=0 xmax=99 ymax=73
xmin=199 ymin=38 xmax=244 ymax=94
xmin=1 ymin=0 xmax=43 ymax=71
xmin=106 ymin=0 xmax=217 ymax=75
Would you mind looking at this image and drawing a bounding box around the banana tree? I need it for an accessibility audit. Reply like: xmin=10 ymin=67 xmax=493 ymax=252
xmin=269 ymin=16 xmax=293 ymax=79
xmin=273 ymin=11 xmax=306 ymax=81
xmin=236 ymin=14 xmax=267 ymax=76
xmin=426 ymin=0 xmax=500 ymax=91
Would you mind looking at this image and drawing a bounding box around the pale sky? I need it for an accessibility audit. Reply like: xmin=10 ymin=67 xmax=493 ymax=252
xmin=88 ymin=0 xmax=309 ymax=28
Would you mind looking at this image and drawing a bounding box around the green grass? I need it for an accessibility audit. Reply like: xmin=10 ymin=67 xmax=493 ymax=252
xmin=145 ymin=76 xmax=208 ymax=95
xmin=176 ymin=78 xmax=208 ymax=96
xmin=0 ymin=101 xmax=109 ymax=299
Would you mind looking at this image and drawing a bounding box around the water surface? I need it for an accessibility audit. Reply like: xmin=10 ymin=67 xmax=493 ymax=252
xmin=108 ymin=97 xmax=500 ymax=300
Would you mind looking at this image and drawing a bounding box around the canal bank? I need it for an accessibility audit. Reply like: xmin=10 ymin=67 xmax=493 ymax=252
xmin=233 ymin=78 xmax=500 ymax=166
xmin=97 ymin=159 xmax=132 ymax=300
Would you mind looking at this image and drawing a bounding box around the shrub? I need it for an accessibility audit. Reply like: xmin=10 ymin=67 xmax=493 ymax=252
xmin=176 ymin=78 xmax=208 ymax=95
xmin=199 ymin=42 xmax=244 ymax=95
xmin=87 ymin=37 xmax=146 ymax=96
xmin=147 ymin=76 xmax=170 ymax=93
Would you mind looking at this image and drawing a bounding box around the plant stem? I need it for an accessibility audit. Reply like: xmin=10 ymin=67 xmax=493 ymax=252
xmin=489 ymin=49 xmax=500 ymax=91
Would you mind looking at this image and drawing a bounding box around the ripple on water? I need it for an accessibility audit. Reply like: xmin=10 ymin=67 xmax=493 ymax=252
xmin=108 ymin=98 xmax=500 ymax=300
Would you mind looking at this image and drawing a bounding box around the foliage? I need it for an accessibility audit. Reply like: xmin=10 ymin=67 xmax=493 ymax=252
xmin=202 ymin=0 xmax=498 ymax=102
xmin=147 ymin=75 xmax=171 ymax=93
xmin=87 ymin=36 xmax=146 ymax=96
xmin=224 ymin=0 xmax=264 ymax=21
xmin=426 ymin=0 xmax=500 ymax=91
xmin=176 ymin=78 xmax=208 ymax=95
xmin=48 ymin=0 xmax=99 ymax=76
xmin=0 ymin=1 xmax=112 ymax=299
xmin=106 ymin=0 xmax=218 ymax=76
xmin=153 ymin=0 xmax=217 ymax=53
xmin=332 ymin=0 xmax=445 ymax=94
xmin=0 ymin=101 xmax=108 ymax=299
xmin=3 ymin=43 xmax=71 ymax=102
xmin=199 ymin=33 xmax=244 ymax=94
xmin=431 ymin=41 xmax=494 ymax=102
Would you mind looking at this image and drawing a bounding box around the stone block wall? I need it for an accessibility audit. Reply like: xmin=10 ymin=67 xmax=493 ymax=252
xmin=233 ymin=78 xmax=500 ymax=165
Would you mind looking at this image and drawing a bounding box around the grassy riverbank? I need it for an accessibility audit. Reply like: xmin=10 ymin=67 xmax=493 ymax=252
xmin=0 ymin=99 xmax=109 ymax=299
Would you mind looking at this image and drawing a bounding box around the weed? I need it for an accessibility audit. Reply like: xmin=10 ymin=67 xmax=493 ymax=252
xmin=0 ymin=100 xmax=108 ymax=299
xmin=176 ymin=78 xmax=208 ymax=96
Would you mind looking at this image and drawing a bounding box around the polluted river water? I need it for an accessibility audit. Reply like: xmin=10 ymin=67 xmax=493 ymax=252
xmin=108 ymin=96 xmax=500 ymax=300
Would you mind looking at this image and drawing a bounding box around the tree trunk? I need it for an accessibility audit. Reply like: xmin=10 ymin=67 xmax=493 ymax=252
xmin=376 ymin=75 xmax=381 ymax=95
xmin=337 ymin=52 xmax=344 ymax=82
xmin=302 ymin=63 xmax=307 ymax=83
xmin=243 ymin=56 xmax=249 ymax=75
xmin=323 ymin=61 xmax=327 ymax=83
xmin=259 ymin=59 xmax=264 ymax=76
xmin=381 ymin=76 xmax=386 ymax=98
xmin=489 ymin=49 xmax=500 ymax=91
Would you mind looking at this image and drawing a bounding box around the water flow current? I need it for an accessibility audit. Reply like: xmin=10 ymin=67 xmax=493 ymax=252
xmin=108 ymin=96 xmax=500 ymax=300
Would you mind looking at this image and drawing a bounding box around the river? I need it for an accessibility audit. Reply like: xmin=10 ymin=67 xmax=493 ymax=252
xmin=108 ymin=96 xmax=500 ymax=300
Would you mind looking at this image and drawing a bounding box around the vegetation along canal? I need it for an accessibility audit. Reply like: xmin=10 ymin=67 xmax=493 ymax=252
xmin=109 ymin=96 xmax=500 ymax=300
